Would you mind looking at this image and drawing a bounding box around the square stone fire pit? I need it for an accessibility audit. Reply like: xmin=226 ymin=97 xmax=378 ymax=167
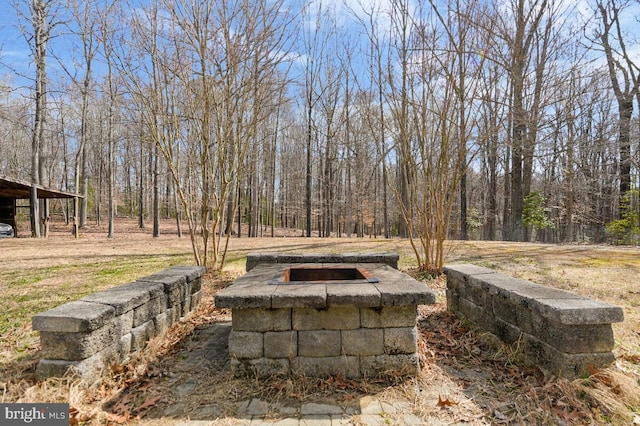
xmin=215 ymin=253 xmax=435 ymax=378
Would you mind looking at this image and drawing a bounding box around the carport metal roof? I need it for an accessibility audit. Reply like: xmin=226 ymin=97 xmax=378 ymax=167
xmin=0 ymin=176 xmax=80 ymax=199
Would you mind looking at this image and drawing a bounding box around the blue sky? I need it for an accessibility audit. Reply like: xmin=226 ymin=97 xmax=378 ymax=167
xmin=0 ymin=0 xmax=410 ymax=87
xmin=2 ymin=0 xmax=640 ymax=98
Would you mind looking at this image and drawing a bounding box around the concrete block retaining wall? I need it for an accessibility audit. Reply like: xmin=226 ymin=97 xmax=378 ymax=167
xmin=444 ymin=264 xmax=624 ymax=378
xmin=32 ymin=266 xmax=206 ymax=382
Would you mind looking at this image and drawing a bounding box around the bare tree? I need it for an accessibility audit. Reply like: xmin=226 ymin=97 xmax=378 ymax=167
xmin=387 ymin=0 xmax=413 ymax=239
xmin=301 ymin=2 xmax=331 ymax=237
xmin=95 ymin=1 xmax=120 ymax=238
xmin=61 ymin=0 xmax=99 ymax=231
xmin=592 ymin=0 xmax=640 ymax=218
xmin=113 ymin=0 xmax=293 ymax=268
xmin=383 ymin=0 xmax=490 ymax=271
xmin=16 ymin=0 xmax=60 ymax=237
xmin=480 ymin=0 xmax=560 ymax=242
xmin=350 ymin=0 xmax=392 ymax=238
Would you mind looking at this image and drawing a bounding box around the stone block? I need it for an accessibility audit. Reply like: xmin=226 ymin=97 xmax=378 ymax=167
xmin=264 ymin=331 xmax=297 ymax=358
xmin=172 ymin=300 xmax=184 ymax=318
xmin=177 ymin=281 xmax=192 ymax=308
xmin=531 ymin=316 xmax=615 ymax=354
xmin=481 ymin=273 xmax=539 ymax=295
xmin=37 ymin=336 xmax=128 ymax=381
xmin=229 ymin=330 xmax=263 ymax=359
xmin=81 ymin=284 xmax=151 ymax=315
xmin=190 ymin=276 xmax=202 ymax=294
xmin=232 ymin=308 xmax=291 ymax=332
xmin=357 ymin=253 xmax=399 ymax=269
xmin=35 ymin=359 xmax=78 ymax=380
xmin=215 ymin=265 xmax=281 ymax=309
xmin=231 ymin=357 xmax=290 ymax=378
xmin=272 ymin=284 xmax=327 ymax=308
xmin=119 ymin=333 xmax=132 ymax=354
xmin=133 ymin=295 xmax=167 ymax=327
xmin=180 ymin=294 xmax=191 ymax=317
xmin=291 ymin=356 xmax=360 ymax=378
xmin=338 ymin=253 xmax=362 ymax=264
xmin=191 ymin=290 xmax=203 ymax=310
xmin=138 ymin=271 xmax=188 ymax=307
xmin=73 ymin=340 xmax=130 ymax=382
xmin=513 ymin=302 xmax=534 ymax=335
xmin=519 ymin=333 xmax=616 ymax=379
xmin=326 ymin=283 xmax=381 ymax=307
xmin=167 ymin=266 xmax=206 ymax=285
xmin=458 ymin=298 xmax=496 ymax=333
xmin=491 ymin=290 xmax=519 ymax=324
xmin=165 ymin=285 xmax=186 ymax=308
xmin=245 ymin=253 xmax=281 ymax=271
xmin=138 ymin=270 xmax=187 ymax=290
xmin=493 ymin=318 xmax=521 ymax=345
xmin=40 ymin=311 xmax=133 ymax=360
xmin=384 ymin=327 xmax=417 ymax=355
xmin=534 ymin=298 xmax=624 ymax=325
xmin=269 ymin=253 xmax=306 ymax=264
xmin=444 ymin=264 xmax=496 ymax=290
xmin=166 ymin=306 xmax=179 ymax=326
xmin=373 ymin=276 xmax=435 ymax=306
xmin=127 ymin=280 xmax=167 ymax=299
xmin=446 ymin=289 xmax=459 ymax=313
xmin=460 ymin=276 xmax=494 ymax=307
xmin=361 ymin=306 xmax=417 ymax=328
xmin=298 ymin=330 xmax=341 ymax=357
xmin=153 ymin=311 xmax=171 ymax=336
xmin=293 ymin=307 xmax=360 ymax=330
xmin=32 ymin=301 xmax=115 ymax=333
xmin=341 ymin=328 xmax=383 ymax=356
xmin=360 ymin=354 xmax=420 ymax=377
xmin=514 ymin=284 xmax=586 ymax=301
xmin=130 ymin=320 xmax=155 ymax=352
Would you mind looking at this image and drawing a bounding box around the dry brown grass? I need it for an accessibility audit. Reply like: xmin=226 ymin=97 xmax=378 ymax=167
xmin=1 ymin=218 xmax=639 ymax=424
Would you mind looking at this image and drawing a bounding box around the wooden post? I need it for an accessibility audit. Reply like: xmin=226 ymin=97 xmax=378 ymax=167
xmin=73 ymin=196 xmax=79 ymax=239
xmin=43 ymin=198 xmax=49 ymax=238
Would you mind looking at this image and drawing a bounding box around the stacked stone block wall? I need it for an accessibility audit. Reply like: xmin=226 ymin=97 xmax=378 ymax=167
xmin=444 ymin=264 xmax=624 ymax=378
xmin=32 ymin=266 xmax=206 ymax=382
xmin=228 ymin=306 xmax=420 ymax=378
xmin=245 ymin=252 xmax=399 ymax=272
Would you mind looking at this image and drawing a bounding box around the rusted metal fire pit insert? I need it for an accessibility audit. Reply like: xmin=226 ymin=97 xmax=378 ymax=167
xmin=276 ymin=266 xmax=380 ymax=284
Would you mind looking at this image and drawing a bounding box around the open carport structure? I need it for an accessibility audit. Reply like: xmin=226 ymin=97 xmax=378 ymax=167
xmin=0 ymin=176 xmax=80 ymax=237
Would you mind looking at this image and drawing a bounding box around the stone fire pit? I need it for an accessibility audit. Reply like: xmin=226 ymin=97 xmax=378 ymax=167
xmin=215 ymin=253 xmax=435 ymax=378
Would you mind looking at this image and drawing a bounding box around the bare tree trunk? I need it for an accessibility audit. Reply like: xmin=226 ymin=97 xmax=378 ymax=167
xmin=306 ymin=102 xmax=313 ymax=237
xmin=487 ymin=133 xmax=498 ymax=240
xmin=107 ymin=106 xmax=115 ymax=238
xmin=595 ymin=0 xmax=639 ymax=218
xmin=28 ymin=0 xmax=52 ymax=238
xmin=138 ymin=142 xmax=145 ymax=229
xmin=153 ymin=141 xmax=160 ymax=237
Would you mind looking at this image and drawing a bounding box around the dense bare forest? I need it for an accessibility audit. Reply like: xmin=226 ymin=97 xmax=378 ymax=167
xmin=1 ymin=0 xmax=639 ymax=270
